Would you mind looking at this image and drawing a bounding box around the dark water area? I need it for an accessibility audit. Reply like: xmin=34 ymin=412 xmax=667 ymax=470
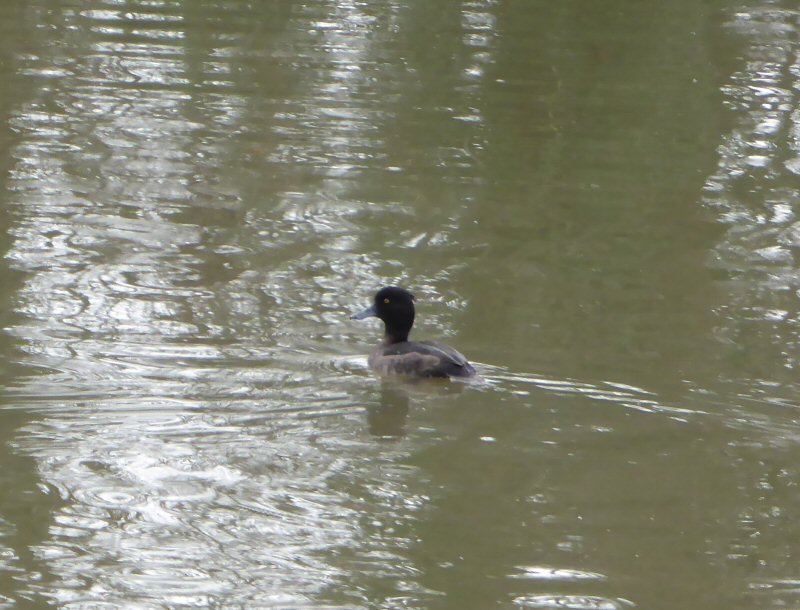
xmin=2 ymin=0 xmax=800 ymax=608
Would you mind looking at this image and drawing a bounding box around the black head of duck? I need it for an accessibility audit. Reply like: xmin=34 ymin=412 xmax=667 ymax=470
xmin=351 ymin=286 xmax=476 ymax=379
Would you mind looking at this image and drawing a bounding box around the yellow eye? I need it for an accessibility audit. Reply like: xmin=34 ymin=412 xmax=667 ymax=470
xmin=384 ymin=298 xmax=390 ymax=304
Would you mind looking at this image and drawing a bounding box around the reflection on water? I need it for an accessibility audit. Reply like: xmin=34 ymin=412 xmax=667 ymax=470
xmin=0 ymin=410 xmax=62 ymax=610
xmin=1 ymin=0 xmax=800 ymax=609
xmin=704 ymin=5 xmax=800 ymax=387
xmin=367 ymin=383 xmax=411 ymax=438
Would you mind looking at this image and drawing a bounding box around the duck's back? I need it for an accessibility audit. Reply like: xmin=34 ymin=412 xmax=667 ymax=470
xmin=369 ymin=340 xmax=476 ymax=378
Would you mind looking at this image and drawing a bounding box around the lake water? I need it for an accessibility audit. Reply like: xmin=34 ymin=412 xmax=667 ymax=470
xmin=2 ymin=0 xmax=800 ymax=608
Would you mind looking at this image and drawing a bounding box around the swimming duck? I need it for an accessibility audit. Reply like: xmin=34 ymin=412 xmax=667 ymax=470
xmin=351 ymin=286 xmax=476 ymax=378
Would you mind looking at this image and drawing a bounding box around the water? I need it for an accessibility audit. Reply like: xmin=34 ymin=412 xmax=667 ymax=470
xmin=2 ymin=0 xmax=800 ymax=608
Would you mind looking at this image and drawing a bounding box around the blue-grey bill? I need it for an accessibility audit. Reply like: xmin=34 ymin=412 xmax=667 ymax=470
xmin=351 ymin=304 xmax=377 ymax=320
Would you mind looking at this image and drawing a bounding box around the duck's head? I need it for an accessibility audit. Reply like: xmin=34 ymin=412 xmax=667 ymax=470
xmin=351 ymin=286 xmax=415 ymax=343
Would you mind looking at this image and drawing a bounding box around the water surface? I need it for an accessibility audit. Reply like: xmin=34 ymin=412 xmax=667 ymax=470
xmin=2 ymin=0 xmax=800 ymax=608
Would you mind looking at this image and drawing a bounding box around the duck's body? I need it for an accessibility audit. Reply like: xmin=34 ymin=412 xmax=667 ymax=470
xmin=368 ymin=339 xmax=475 ymax=378
xmin=352 ymin=287 xmax=476 ymax=379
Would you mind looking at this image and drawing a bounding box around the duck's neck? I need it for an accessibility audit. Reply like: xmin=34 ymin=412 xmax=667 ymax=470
xmin=382 ymin=321 xmax=411 ymax=344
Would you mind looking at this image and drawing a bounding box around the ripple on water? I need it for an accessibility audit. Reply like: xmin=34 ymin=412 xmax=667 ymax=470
xmin=509 ymin=566 xmax=608 ymax=582
xmin=478 ymin=365 xmax=696 ymax=417
xmin=513 ymin=595 xmax=635 ymax=609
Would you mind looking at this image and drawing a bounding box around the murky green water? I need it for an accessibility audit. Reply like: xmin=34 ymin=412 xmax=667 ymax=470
xmin=2 ymin=0 xmax=800 ymax=608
